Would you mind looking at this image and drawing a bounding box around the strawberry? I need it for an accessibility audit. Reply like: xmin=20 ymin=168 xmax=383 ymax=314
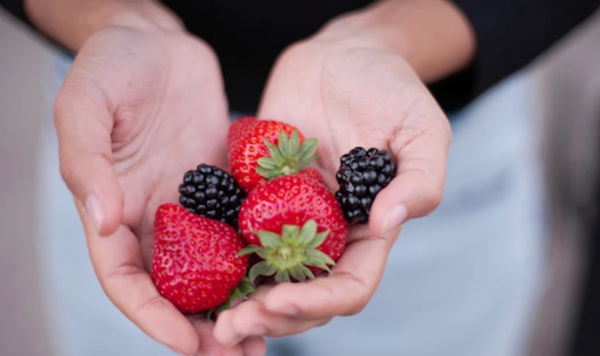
xmin=238 ymin=169 xmax=348 ymax=283
xmin=294 ymin=166 xmax=328 ymax=186
xmin=227 ymin=117 xmax=318 ymax=192
xmin=152 ymin=203 xmax=250 ymax=313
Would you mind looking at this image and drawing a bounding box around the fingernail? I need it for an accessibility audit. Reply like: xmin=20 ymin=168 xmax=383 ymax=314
xmin=85 ymin=194 xmax=105 ymax=234
xmin=382 ymin=204 xmax=407 ymax=234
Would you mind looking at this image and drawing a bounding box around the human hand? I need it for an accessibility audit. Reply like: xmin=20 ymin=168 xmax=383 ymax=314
xmin=54 ymin=24 xmax=265 ymax=355
xmin=213 ymin=34 xmax=451 ymax=345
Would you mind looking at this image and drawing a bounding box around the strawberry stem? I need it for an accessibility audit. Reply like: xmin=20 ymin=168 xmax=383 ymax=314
xmin=255 ymin=130 xmax=318 ymax=180
xmin=238 ymin=220 xmax=335 ymax=283
xmin=207 ymin=276 xmax=255 ymax=320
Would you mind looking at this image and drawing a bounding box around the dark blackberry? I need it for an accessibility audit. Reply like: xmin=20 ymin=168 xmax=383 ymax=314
xmin=178 ymin=164 xmax=245 ymax=228
xmin=335 ymin=147 xmax=396 ymax=224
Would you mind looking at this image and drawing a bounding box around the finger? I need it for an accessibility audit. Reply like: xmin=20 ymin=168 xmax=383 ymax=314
xmin=76 ymin=201 xmax=199 ymax=355
xmin=54 ymin=73 xmax=122 ymax=236
xmin=241 ymin=336 xmax=267 ymax=356
xmin=260 ymin=228 xmax=398 ymax=320
xmin=190 ymin=318 xmax=244 ymax=356
xmin=214 ymin=299 xmax=330 ymax=346
xmin=370 ymin=107 xmax=451 ymax=236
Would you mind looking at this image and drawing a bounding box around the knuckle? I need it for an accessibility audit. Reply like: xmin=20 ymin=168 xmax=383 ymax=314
xmin=424 ymin=186 xmax=444 ymax=213
xmin=344 ymin=302 xmax=367 ymax=316
xmin=180 ymin=35 xmax=220 ymax=67
xmin=132 ymin=295 xmax=172 ymax=321
xmin=314 ymin=317 xmax=333 ymax=327
xmin=58 ymin=159 xmax=77 ymax=188
xmin=52 ymin=90 xmax=70 ymax=125
xmin=342 ymin=294 xmax=370 ymax=316
xmin=282 ymin=41 xmax=307 ymax=57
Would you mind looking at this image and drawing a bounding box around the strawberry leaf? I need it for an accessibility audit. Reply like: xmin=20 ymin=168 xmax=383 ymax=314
xmin=289 ymin=266 xmax=307 ymax=282
xmin=308 ymin=230 xmax=330 ymax=249
xmin=289 ymin=130 xmax=300 ymax=157
xmin=239 ymin=220 xmax=337 ymax=283
xmin=298 ymin=138 xmax=318 ymax=163
xmin=279 ymin=131 xmax=291 ymax=158
xmin=265 ymin=141 xmax=283 ymax=162
xmin=249 ymin=261 xmax=277 ymax=282
xmin=254 ymin=130 xmax=319 ymax=180
xmin=305 ymin=248 xmax=335 ymax=274
xmin=207 ymin=276 xmax=255 ymax=320
xmin=297 ymin=220 xmax=318 ymax=246
xmin=237 ymin=245 xmax=262 ymax=256
xmin=282 ymin=224 xmax=300 ymax=241
xmin=254 ymin=230 xmax=284 ymax=249
xmin=236 ymin=276 xmax=256 ymax=295
xmin=257 ymin=157 xmax=277 ymax=169
xmin=301 ymin=265 xmax=316 ymax=280
xmin=275 ymin=270 xmax=291 ymax=284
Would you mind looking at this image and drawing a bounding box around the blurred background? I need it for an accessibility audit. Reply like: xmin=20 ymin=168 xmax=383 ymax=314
xmin=1 ymin=6 xmax=599 ymax=356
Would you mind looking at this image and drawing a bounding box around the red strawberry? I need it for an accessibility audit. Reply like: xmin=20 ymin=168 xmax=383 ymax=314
xmin=238 ymin=169 xmax=348 ymax=283
xmin=152 ymin=203 xmax=249 ymax=313
xmin=227 ymin=117 xmax=318 ymax=192
xmin=295 ymin=166 xmax=328 ymax=187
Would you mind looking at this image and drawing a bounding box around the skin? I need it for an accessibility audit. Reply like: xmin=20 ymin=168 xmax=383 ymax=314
xmin=213 ymin=0 xmax=475 ymax=344
xmin=26 ymin=0 xmax=265 ymax=354
xmin=58 ymin=26 xmax=268 ymax=356
xmin=25 ymin=0 xmax=474 ymax=354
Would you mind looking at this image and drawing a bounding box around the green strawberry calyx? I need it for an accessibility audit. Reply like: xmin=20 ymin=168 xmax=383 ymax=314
xmin=237 ymin=219 xmax=335 ymax=283
xmin=207 ymin=275 xmax=255 ymax=320
xmin=255 ymin=130 xmax=318 ymax=180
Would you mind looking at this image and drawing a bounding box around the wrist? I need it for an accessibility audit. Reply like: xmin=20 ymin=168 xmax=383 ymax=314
xmin=88 ymin=1 xmax=184 ymax=33
xmin=25 ymin=0 xmax=185 ymax=51
xmin=312 ymin=0 xmax=476 ymax=83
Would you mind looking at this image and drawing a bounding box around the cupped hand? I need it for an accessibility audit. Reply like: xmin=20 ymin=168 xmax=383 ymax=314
xmin=214 ymin=37 xmax=451 ymax=344
xmin=54 ymin=26 xmax=264 ymax=355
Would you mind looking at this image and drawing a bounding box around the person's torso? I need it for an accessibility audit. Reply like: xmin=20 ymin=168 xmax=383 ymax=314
xmin=160 ymin=0 xmax=375 ymax=112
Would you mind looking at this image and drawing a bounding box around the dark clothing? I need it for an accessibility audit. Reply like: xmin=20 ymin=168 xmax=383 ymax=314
xmin=572 ymin=222 xmax=600 ymax=355
xmin=159 ymin=0 xmax=373 ymax=112
xmin=570 ymin=185 xmax=600 ymax=355
xmin=1 ymin=0 xmax=598 ymax=112
xmin=431 ymin=0 xmax=600 ymax=110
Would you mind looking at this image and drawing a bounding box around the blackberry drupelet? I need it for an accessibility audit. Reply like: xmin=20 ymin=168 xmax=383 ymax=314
xmin=335 ymin=147 xmax=397 ymax=224
xmin=179 ymin=164 xmax=245 ymax=228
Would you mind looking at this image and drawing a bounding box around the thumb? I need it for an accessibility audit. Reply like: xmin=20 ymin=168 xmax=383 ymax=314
xmin=369 ymin=114 xmax=451 ymax=237
xmin=54 ymin=77 xmax=123 ymax=236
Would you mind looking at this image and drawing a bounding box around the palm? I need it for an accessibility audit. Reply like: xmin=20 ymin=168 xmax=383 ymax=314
xmin=91 ymin=30 xmax=230 ymax=268
xmin=257 ymin=41 xmax=447 ymax=275
xmin=259 ymin=42 xmax=434 ymax=188
xmin=212 ymin=40 xmax=451 ymax=345
xmin=57 ymin=28 xmax=240 ymax=354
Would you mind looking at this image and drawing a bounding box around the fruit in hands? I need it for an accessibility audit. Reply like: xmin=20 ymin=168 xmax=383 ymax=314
xmin=178 ymin=164 xmax=245 ymax=228
xmin=152 ymin=203 xmax=249 ymax=313
xmin=238 ymin=169 xmax=348 ymax=283
xmin=293 ymin=165 xmax=327 ymax=186
xmin=335 ymin=147 xmax=397 ymax=224
xmin=227 ymin=117 xmax=318 ymax=192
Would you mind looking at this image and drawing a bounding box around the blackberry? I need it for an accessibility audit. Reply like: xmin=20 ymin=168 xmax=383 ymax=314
xmin=179 ymin=164 xmax=245 ymax=228
xmin=335 ymin=147 xmax=397 ymax=224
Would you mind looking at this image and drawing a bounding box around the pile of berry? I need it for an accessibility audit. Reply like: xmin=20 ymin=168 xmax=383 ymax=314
xmin=152 ymin=117 xmax=396 ymax=314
